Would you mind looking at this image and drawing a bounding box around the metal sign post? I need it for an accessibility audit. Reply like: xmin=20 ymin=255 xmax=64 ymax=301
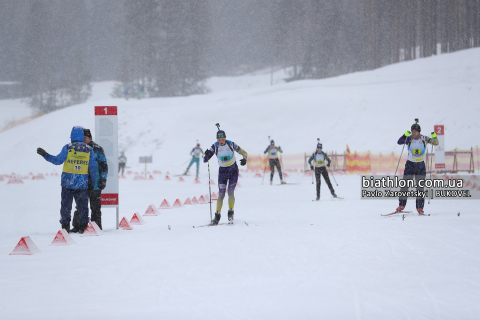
xmin=434 ymin=125 xmax=445 ymax=173
xmin=139 ymin=156 xmax=152 ymax=180
xmin=95 ymin=106 xmax=119 ymax=229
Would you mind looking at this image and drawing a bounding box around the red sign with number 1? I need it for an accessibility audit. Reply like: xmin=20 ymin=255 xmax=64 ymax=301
xmin=95 ymin=106 xmax=117 ymax=115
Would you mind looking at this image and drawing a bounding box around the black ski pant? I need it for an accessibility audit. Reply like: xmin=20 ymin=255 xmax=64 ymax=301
xmin=315 ymin=167 xmax=335 ymax=198
xmin=269 ymin=158 xmax=283 ymax=181
xmin=73 ymin=189 xmax=102 ymax=229
xmin=399 ymin=160 xmax=426 ymax=209
xmin=118 ymin=163 xmax=126 ymax=175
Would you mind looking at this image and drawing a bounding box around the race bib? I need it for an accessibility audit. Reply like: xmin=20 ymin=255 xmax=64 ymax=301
xmin=220 ymin=155 xmax=231 ymax=162
xmin=315 ymin=160 xmax=325 ymax=164
xmin=412 ymin=149 xmax=422 ymax=155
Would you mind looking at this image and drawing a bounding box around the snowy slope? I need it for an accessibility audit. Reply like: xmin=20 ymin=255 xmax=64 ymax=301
xmin=1 ymin=49 xmax=480 ymax=319
xmin=1 ymin=49 xmax=480 ymax=175
xmin=0 ymin=81 xmax=118 ymax=131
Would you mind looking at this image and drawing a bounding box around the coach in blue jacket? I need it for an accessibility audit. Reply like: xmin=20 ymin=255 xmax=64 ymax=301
xmin=37 ymin=126 xmax=98 ymax=233
xmin=71 ymin=128 xmax=108 ymax=231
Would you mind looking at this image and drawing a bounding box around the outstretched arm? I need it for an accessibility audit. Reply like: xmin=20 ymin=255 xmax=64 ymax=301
xmin=264 ymin=146 xmax=270 ymax=154
xmin=43 ymin=146 xmax=68 ymax=165
xmin=233 ymin=142 xmax=248 ymax=159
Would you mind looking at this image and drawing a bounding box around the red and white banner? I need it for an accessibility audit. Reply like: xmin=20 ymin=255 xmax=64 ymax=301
xmin=434 ymin=125 xmax=445 ymax=171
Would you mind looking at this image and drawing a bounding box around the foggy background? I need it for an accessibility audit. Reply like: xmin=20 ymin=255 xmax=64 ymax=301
xmin=0 ymin=0 xmax=479 ymax=112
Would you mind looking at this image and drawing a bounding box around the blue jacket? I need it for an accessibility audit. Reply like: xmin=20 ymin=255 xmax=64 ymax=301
xmin=43 ymin=126 xmax=98 ymax=190
xmin=88 ymin=141 xmax=108 ymax=190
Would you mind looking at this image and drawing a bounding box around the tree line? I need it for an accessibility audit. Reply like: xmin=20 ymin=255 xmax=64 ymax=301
xmin=0 ymin=0 xmax=479 ymax=111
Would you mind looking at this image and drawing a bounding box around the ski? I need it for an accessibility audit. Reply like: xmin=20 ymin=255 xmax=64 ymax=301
xmin=275 ymin=183 xmax=299 ymax=186
xmin=381 ymin=211 xmax=412 ymax=216
xmin=418 ymin=213 xmax=431 ymax=216
xmin=193 ymin=222 xmax=234 ymax=228
xmin=173 ymin=174 xmax=190 ymax=177
xmin=312 ymin=196 xmax=343 ymax=201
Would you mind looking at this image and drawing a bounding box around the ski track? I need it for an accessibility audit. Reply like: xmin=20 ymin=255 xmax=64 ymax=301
xmin=1 ymin=173 xmax=480 ymax=319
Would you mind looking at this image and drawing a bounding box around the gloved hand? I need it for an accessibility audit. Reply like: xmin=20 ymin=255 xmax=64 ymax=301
xmin=431 ymin=131 xmax=437 ymax=138
xmin=327 ymin=163 xmax=330 ymax=168
xmin=98 ymin=179 xmax=106 ymax=190
xmin=37 ymin=148 xmax=47 ymax=156
xmin=240 ymin=158 xmax=247 ymax=166
xmin=404 ymin=131 xmax=411 ymax=137
xmin=205 ymin=149 xmax=211 ymax=158
xmin=310 ymin=165 xmax=314 ymax=171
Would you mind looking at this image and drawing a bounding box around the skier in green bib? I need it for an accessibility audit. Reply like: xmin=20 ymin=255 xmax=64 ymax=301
xmin=309 ymin=143 xmax=337 ymax=200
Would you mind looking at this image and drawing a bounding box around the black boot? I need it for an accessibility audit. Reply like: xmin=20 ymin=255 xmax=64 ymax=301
xmin=315 ymin=196 xmax=320 ymax=201
xmin=228 ymin=209 xmax=234 ymax=222
xmin=78 ymin=223 xmax=89 ymax=234
xmin=211 ymin=212 xmax=221 ymax=225
xmin=61 ymin=224 xmax=71 ymax=233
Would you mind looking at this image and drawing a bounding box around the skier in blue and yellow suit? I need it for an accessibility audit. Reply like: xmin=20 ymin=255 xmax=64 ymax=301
xmin=204 ymin=129 xmax=248 ymax=225
xmin=37 ymin=126 xmax=98 ymax=234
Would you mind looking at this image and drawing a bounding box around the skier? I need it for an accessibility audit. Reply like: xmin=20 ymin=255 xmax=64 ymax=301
xmin=395 ymin=122 xmax=438 ymax=215
xmin=71 ymin=129 xmax=108 ymax=231
xmin=184 ymin=143 xmax=204 ymax=178
xmin=308 ymin=143 xmax=337 ymax=200
xmin=203 ymin=129 xmax=248 ymax=225
xmin=124 ymin=86 xmax=130 ymax=100
xmin=36 ymin=126 xmax=98 ymax=233
xmin=264 ymin=140 xmax=286 ymax=185
xmin=118 ymin=152 xmax=127 ymax=176
xmin=138 ymin=84 xmax=144 ymax=99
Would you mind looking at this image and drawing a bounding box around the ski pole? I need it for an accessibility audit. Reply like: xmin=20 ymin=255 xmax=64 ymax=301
xmin=279 ymin=152 xmax=287 ymax=183
xmin=261 ymin=155 xmax=268 ymax=185
xmin=311 ymin=165 xmax=314 ymax=184
xmin=262 ymin=135 xmax=271 ymax=185
xmin=428 ymin=139 xmax=434 ymax=205
xmin=208 ymin=159 xmax=212 ymax=222
xmin=329 ymin=167 xmax=338 ymax=186
xmin=394 ymin=134 xmax=408 ymax=177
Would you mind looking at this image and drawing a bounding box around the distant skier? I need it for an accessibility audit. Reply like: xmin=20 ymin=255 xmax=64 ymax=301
xmin=395 ymin=122 xmax=438 ymax=215
xmin=204 ymin=129 xmax=248 ymax=225
xmin=124 ymin=86 xmax=130 ymax=100
xmin=138 ymin=84 xmax=144 ymax=99
xmin=184 ymin=143 xmax=204 ymax=178
xmin=36 ymin=126 xmax=98 ymax=233
xmin=264 ymin=140 xmax=285 ymax=185
xmin=118 ymin=152 xmax=127 ymax=176
xmin=308 ymin=143 xmax=337 ymax=200
xmin=71 ymin=129 xmax=108 ymax=231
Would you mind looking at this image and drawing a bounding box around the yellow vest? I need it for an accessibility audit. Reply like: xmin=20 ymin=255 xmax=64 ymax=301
xmin=63 ymin=145 xmax=90 ymax=175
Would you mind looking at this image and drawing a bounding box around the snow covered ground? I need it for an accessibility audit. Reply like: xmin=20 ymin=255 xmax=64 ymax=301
xmin=1 ymin=49 xmax=480 ymax=319
xmin=1 ymin=173 xmax=479 ymax=319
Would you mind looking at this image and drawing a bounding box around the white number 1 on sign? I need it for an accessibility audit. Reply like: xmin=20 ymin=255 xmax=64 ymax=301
xmin=104 ymin=107 xmax=108 ymax=114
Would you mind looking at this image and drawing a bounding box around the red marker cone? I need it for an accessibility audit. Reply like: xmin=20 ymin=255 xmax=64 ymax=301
xmin=119 ymin=217 xmax=133 ymax=230
xmin=144 ymin=204 xmax=160 ymax=216
xmin=50 ymin=229 xmax=76 ymax=246
xmin=10 ymin=236 xmax=41 ymax=255
xmin=130 ymin=213 xmax=146 ymax=225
